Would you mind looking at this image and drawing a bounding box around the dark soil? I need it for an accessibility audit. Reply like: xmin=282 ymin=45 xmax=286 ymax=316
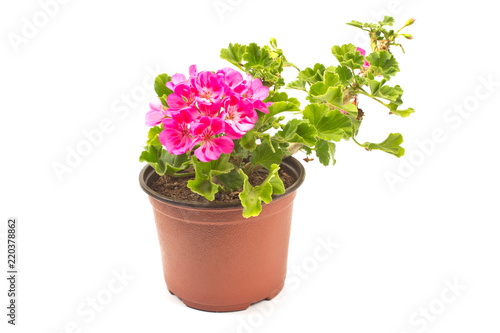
xmin=150 ymin=169 xmax=296 ymax=203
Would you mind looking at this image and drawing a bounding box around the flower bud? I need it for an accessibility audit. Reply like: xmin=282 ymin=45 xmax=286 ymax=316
xmin=404 ymin=17 xmax=416 ymax=27
xmin=278 ymin=116 xmax=285 ymax=121
xmin=401 ymin=34 xmax=413 ymax=40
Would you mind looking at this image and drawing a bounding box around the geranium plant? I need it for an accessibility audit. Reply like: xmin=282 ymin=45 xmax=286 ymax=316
xmin=140 ymin=16 xmax=415 ymax=218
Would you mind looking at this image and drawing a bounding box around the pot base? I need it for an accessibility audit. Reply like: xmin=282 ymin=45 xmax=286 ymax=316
xmin=169 ymin=283 xmax=285 ymax=312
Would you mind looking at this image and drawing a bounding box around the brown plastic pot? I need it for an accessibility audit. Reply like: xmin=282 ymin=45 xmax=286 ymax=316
xmin=139 ymin=157 xmax=305 ymax=312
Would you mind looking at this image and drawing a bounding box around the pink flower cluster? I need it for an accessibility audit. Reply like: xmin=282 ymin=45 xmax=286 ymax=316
xmin=146 ymin=65 xmax=272 ymax=162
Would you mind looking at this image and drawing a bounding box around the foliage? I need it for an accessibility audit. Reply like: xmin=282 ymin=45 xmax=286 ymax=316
xmin=140 ymin=16 xmax=415 ymax=217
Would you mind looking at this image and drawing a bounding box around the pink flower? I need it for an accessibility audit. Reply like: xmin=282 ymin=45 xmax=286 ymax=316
xmin=166 ymin=84 xmax=197 ymax=112
xmin=192 ymin=116 xmax=234 ymax=162
xmin=194 ymin=71 xmax=226 ymax=104
xmin=217 ymin=68 xmax=250 ymax=95
xmin=220 ymin=96 xmax=258 ymax=139
xmin=356 ymin=47 xmax=370 ymax=69
xmin=145 ymin=97 xmax=170 ymax=126
xmin=166 ymin=65 xmax=198 ymax=91
xmin=188 ymin=64 xmax=197 ymax=77
xmin=166 ymin=73 xmax=187 ymax=91
xmin=245 ymin=79 xmax=271 ymax=113
xmin=159 ymin=109 xmax=194 ymax=155
xmin=197 ymin=100 xmax=222 ymax=118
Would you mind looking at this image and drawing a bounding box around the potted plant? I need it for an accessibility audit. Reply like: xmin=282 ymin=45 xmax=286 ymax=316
xmin=139 ymin=16 xmax=415 ymax=312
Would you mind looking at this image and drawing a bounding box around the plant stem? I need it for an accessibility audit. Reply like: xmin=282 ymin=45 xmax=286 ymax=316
xmin=351 ymin=136 xmax=363 ymax=147
xmin=243 ymin=162 xmax=253 ymax=173
xmin=356 ymin=89 xmax=390 ymax=108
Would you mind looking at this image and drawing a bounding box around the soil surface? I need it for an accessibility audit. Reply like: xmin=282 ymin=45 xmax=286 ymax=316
xmin=150 ymin=169 xmax=296 ymax=203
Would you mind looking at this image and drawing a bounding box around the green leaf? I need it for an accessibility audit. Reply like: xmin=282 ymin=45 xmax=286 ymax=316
xmin=267 ymin=91 xmax=299 ymax=105
xmin=139 ymin=145 xmax=190 ymax=176
xmin=146 ymin=125 xmax=163 ymax=147
xmin=379 ymin=16 xmax=395 ymax=26
xmin=286 ymin=79 xmax=307 ymax=92
xmin=365 ymin=51 xmax=400 ymax=79
xmin=250 ymin=140 xmax=282 ymax=170
xmin=266 ymin=92 xmax=286 ymax=102
xmin=276 ymin=119 xmax=318 ymax=146
xmin=233 ymin=139 xmax=250 ymax=159
xmin=303 ymin=103 xmax=353 ymax=141
xmin=187 ymin=158 xmax=220 ymax=201
xmin=243 ymin=43 xmax=273 ymax=70
xmin=139 ymin=145 xmax=165 ymax=174
xmin=346 ymin=20 xmax=364 ymax=29
xmin=359 ymin=133 xmax=405 ymax=157
xmin=365 ymin=81 xmax=415 ymax=117
xmin=268 ymin=174 xmax=285 ymax=195
xmin=187 ymin=155 xmax=234 ymax=201
xmin=253 ymin=132 xmax=275 ymax=152
xmin=238 ymin=164 xmax=285 ymax=218
xmin=202 ymin=154 xmax=234 ymax=176
xmin=378 ymin=85 xmax=403 ymax=104
xmin=162 ymin=151 xmax=191 ymax=173
xmin=240 ymin=131 xmax=257 ymax=151
xmin=269 ymin=37 xmax=278 ymax=49
xmin=220 ymin=43 xmax=247 ymax=67
xmin=298 ymin=63 xmax=325 ymax=84
xmin=367 ymin=79 xmax=403 ymax=104
xmin=216 ymin=169 xmax=244 ymax=191
xmin=331 ymin=44 xmax=365 ymax=70
xmin=267 ymin=100 xmax=301 ymax=117
xmin=154 ymin=74 xmax=174 ymax=101
xmin=307 ymin=71 xmax=358 ymax=116
xmin=389 ymin=106 xmax=415 ymax=118
xmin=332 ymin=65 xmax=353 ymax=86
xmin=315 ymin=139 xmax=336 ymax=166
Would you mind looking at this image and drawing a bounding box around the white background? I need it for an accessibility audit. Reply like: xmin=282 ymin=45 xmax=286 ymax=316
xmin=1 ymin=0 xmax=499 ymax=332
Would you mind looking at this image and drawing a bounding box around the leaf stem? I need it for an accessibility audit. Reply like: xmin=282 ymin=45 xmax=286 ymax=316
xmin=351 ymin=136 xmax=363 ymax=147
xmin=357 ymin=88 xmax=390 ymax=108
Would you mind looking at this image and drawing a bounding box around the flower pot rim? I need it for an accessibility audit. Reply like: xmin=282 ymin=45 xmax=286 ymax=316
xmin=139 ymin=156 xmax=305 ymax=209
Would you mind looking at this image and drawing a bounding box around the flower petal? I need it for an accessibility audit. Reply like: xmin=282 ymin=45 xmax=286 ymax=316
xmin=253 ymin=100 xmax=269 ymax=114
xmin=149 ymin=97 xmax=163 ymax=111
xmin=209 ymin=116 xmax=225 ymax=135
xmin=212 ymin=136 xmax=234 ymax=154
xmin=145 ymin=109 xmax=164 ymax=126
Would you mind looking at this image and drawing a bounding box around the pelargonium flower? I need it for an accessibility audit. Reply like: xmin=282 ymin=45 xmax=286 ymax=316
xmin=194 ymin=71 xmax=226 ymax=104
xmin=145 ymin=97 xmax=170 ymax=126
xmin=197 ymin=100 xmax=222 ymax=118
xmin=166 ymin=73 xmax=188 ymax=91
xmin=220 ymin=96 xmax=258 ymax=139
xmin=245 ymin=79 xmax=271 ymax=113
xmin=356 ymin=47 xmax=370 ymax=69
xmin=159 ymin=109 xmax=194 ymax=155
xmin=191 ymin=116 xmax=234 ymax=162
xmin=147 ymin=65 xmax=274 ymax=160
xmin=216 ymin=68 xmax=250 ymax=95
xmin=166 ymin=84 xmax=197 ymax=112
xmin=166 ymin=65 xmax=198 ymax=91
